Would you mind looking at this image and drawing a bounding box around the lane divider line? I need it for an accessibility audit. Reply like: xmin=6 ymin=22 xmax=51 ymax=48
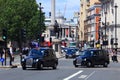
xmin=63 ymin=70 xmax=83 ymax=80
xmin=85 ymin=71 xmax=95 ymax=80
xmin=78 ymin=75 xmax=87 ymax=79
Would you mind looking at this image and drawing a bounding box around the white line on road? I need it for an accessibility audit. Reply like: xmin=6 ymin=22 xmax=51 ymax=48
xmin=63 ymin=70 xmax=83 ymax=80
xmin=84 ymin=71 xmax=95 ymax=80
xmin=78 ymin=75 xmax=87 ymax=79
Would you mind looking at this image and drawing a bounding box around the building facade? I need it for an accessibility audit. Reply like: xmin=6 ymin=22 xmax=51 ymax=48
xmin=43 ymin=13 xmax=78 ymax=45
xmin=84 ymin=2 xmax=101 ymax=47
xmin=79 ymin=0 xmax=90 ymax=41
xmin=99 ymin=0 xmax=120 ymax=48
xmin=79 ymin=0 xmax=100 ymax=42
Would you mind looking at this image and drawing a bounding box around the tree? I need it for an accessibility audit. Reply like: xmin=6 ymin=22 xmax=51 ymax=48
xmin=0 ymin=0 xmax=46 ymax=48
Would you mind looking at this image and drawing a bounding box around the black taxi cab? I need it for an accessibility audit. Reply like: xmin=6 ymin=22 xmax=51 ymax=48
xmin=21 ymin=47 xmax=58 ymax=70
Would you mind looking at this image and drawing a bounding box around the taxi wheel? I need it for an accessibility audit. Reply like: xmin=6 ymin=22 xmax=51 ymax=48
xmin=53 ymin=63 xmax=57 ymax=69
xmin=22 ymin=66 xmax=26 ymax=70
xmin=65 ymin=55 xmax=68 ymax=59
xmin=74 ymin=64 xmax=79 ymax=67
xmin=74 ymin=61 xmax=79 ymax=67
xmin=103 ymin=62 xmax=108 ymax=67
xmin=86 ymin=61 xmax=92 ymax=67
xmin=37 ymin=63 xmax=43 ymax=70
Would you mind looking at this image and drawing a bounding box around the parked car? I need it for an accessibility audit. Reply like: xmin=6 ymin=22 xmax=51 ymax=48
xmin=73 ymin=48 xmax=110 ymax=67
xmin=21 ymin=47 xmax=58 ymax=70
xmin=65 ymin=47 xmax=79 ymax=58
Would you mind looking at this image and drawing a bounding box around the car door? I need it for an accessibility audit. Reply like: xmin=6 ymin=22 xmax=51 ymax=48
xmin=48 ymin=49 xmax=57 ymax=66
xmin=98 ymin=50 xmax=105 ymax=64
xmin=43 ymin=49 xmax=55 ymax=67
xmin=91 ymin=50 xmax=100 ymax=65
xmin=100 ymin=50 xmax=109 ymax=64
xmin=43 ymin=49 xmax=51 ymax=66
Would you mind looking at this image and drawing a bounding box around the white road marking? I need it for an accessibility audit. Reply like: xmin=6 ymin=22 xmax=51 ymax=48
xmin=63 ymin=70 xmax=83 ymax=80
xmin=78 ymin=75 xmax=87 ymax=79
xmin=85 ymin=71 xmax=95 ymax=80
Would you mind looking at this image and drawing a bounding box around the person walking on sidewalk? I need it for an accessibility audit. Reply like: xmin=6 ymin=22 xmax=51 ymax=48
xmin=7 ymin=45 xmax=14 ymax=66
xmin=0 ymin=47 xmax=4 ymax=66
xmin=112 ymin=49 xmax=118 ymax=62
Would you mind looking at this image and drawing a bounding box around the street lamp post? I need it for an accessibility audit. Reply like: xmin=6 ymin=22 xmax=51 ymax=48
xmin=38 ymin=3 xmax=44 ymax=46
xmin=102 ymin=11 xmax=107 ymax=48
xmin=104 ymin=11 xmax=107 ymax=41
xmin=98 ymin=18 xmax=102 ymax=49
xmin=114 ymin=4 xmax=118 ymax=53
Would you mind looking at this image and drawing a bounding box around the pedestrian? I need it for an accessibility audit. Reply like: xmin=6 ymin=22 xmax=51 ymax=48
xmin=0 ymin=47 xmax=4 ymax=66
xmin=22 ymin=46 xmax=29 ymax=59
xmin=112 ymin=49 xmax=118 ymax=62
xmin=22 ymin=46 xmax=29 ymax=55
xmin=7 ymin=45 xmax=14 ymax=66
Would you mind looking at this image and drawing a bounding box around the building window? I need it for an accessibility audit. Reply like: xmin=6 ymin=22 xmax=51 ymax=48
xmin=86 ymin=0 xmax=90 ymax=2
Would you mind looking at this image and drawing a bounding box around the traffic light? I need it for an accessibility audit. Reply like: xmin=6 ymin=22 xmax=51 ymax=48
xmin=21 ymin=28 xmax=26 ymax=41
xmin=110 ymin=38 xmax=114 ymax=45
xmin=37 ymin=34 xmax=44 ymax=43
xmin=2 ymin=29 xmax=7 ymax=41
xmin=37 ymin=34 xmax=41 ymax=41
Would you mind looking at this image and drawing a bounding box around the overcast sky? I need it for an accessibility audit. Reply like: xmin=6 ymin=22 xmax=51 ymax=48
xmin=36 ymin=0 xmax=80 ymax=19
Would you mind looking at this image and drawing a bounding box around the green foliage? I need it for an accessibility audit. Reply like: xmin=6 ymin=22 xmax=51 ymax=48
xmin=0 ymin=0 xmax=46 ymax=41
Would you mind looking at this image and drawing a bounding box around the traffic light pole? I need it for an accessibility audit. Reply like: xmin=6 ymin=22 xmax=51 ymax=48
xmin=4 ymin=40 xmax=7 ymax=66
xmin=114 ymin=4 xmax=118 ymax=54
xmin=2 ymin=28 xmax=7 ymax=66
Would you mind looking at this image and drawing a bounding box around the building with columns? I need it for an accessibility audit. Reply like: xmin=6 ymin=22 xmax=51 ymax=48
xmin=43 ymin=13 xmax=78 ymax=42
xmin=99 ymin=0 xmax=120 ymax=48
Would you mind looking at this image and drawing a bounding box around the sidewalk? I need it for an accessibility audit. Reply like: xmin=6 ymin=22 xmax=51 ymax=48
xmin=56 ymin=52 xmax=65 ymax=59
xmin=0 ymin=55 xmax=21 ymax=68
xmin=0 ymin=52 xmax=64 ymax=68
xmin=109 ymin=54 xmax=120 ymax=62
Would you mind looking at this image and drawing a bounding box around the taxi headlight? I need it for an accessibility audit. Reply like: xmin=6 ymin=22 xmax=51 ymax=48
xmin=73 ymin=58 xmax=76 ymax=61
xmin=83 ymin=58 xmax=86 ymax=61
xmin=22 ymin=58 xmax=25 ymax=62
xmin=75 ymin=51 xmax=79 ymax=55
xmin=36 ymin=59 xmax=39 ymax=62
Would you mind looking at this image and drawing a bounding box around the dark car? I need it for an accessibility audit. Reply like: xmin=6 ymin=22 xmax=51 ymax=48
xmin=73 ymin=49 xmax=110 ymax=67
xmin=65 ymin=48 xmax=79 ymax=58
xmin=21 ymin=47 xmax=58 ymax=70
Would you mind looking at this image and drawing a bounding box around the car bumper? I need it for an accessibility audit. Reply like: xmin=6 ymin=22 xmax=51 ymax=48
xmin=21 ymin=61 xmax=38 ymax=68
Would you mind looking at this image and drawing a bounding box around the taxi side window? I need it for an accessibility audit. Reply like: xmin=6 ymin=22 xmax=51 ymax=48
xmin=44 ymin=49 xmax=49 ymax=57
xmin=49 ymin=49 xmax=56 ymax=58
xmin=92 ymin=51 xmax=98 ymax=56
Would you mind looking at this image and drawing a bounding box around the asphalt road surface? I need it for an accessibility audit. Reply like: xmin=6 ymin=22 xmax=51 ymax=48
xmin=0 ymin=58 xmax=120 ymax=80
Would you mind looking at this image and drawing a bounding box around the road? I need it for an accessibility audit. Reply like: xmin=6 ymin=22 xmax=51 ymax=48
xmin=0 ymin=58 xmax=120 ymax=80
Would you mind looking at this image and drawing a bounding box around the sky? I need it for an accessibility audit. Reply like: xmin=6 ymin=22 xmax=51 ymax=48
xmin=36 ymin=0 xmax=80 ymax=19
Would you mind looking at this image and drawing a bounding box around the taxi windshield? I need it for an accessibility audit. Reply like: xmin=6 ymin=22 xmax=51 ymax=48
xmin=28 ymin=48 xmax=46 ymax=57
